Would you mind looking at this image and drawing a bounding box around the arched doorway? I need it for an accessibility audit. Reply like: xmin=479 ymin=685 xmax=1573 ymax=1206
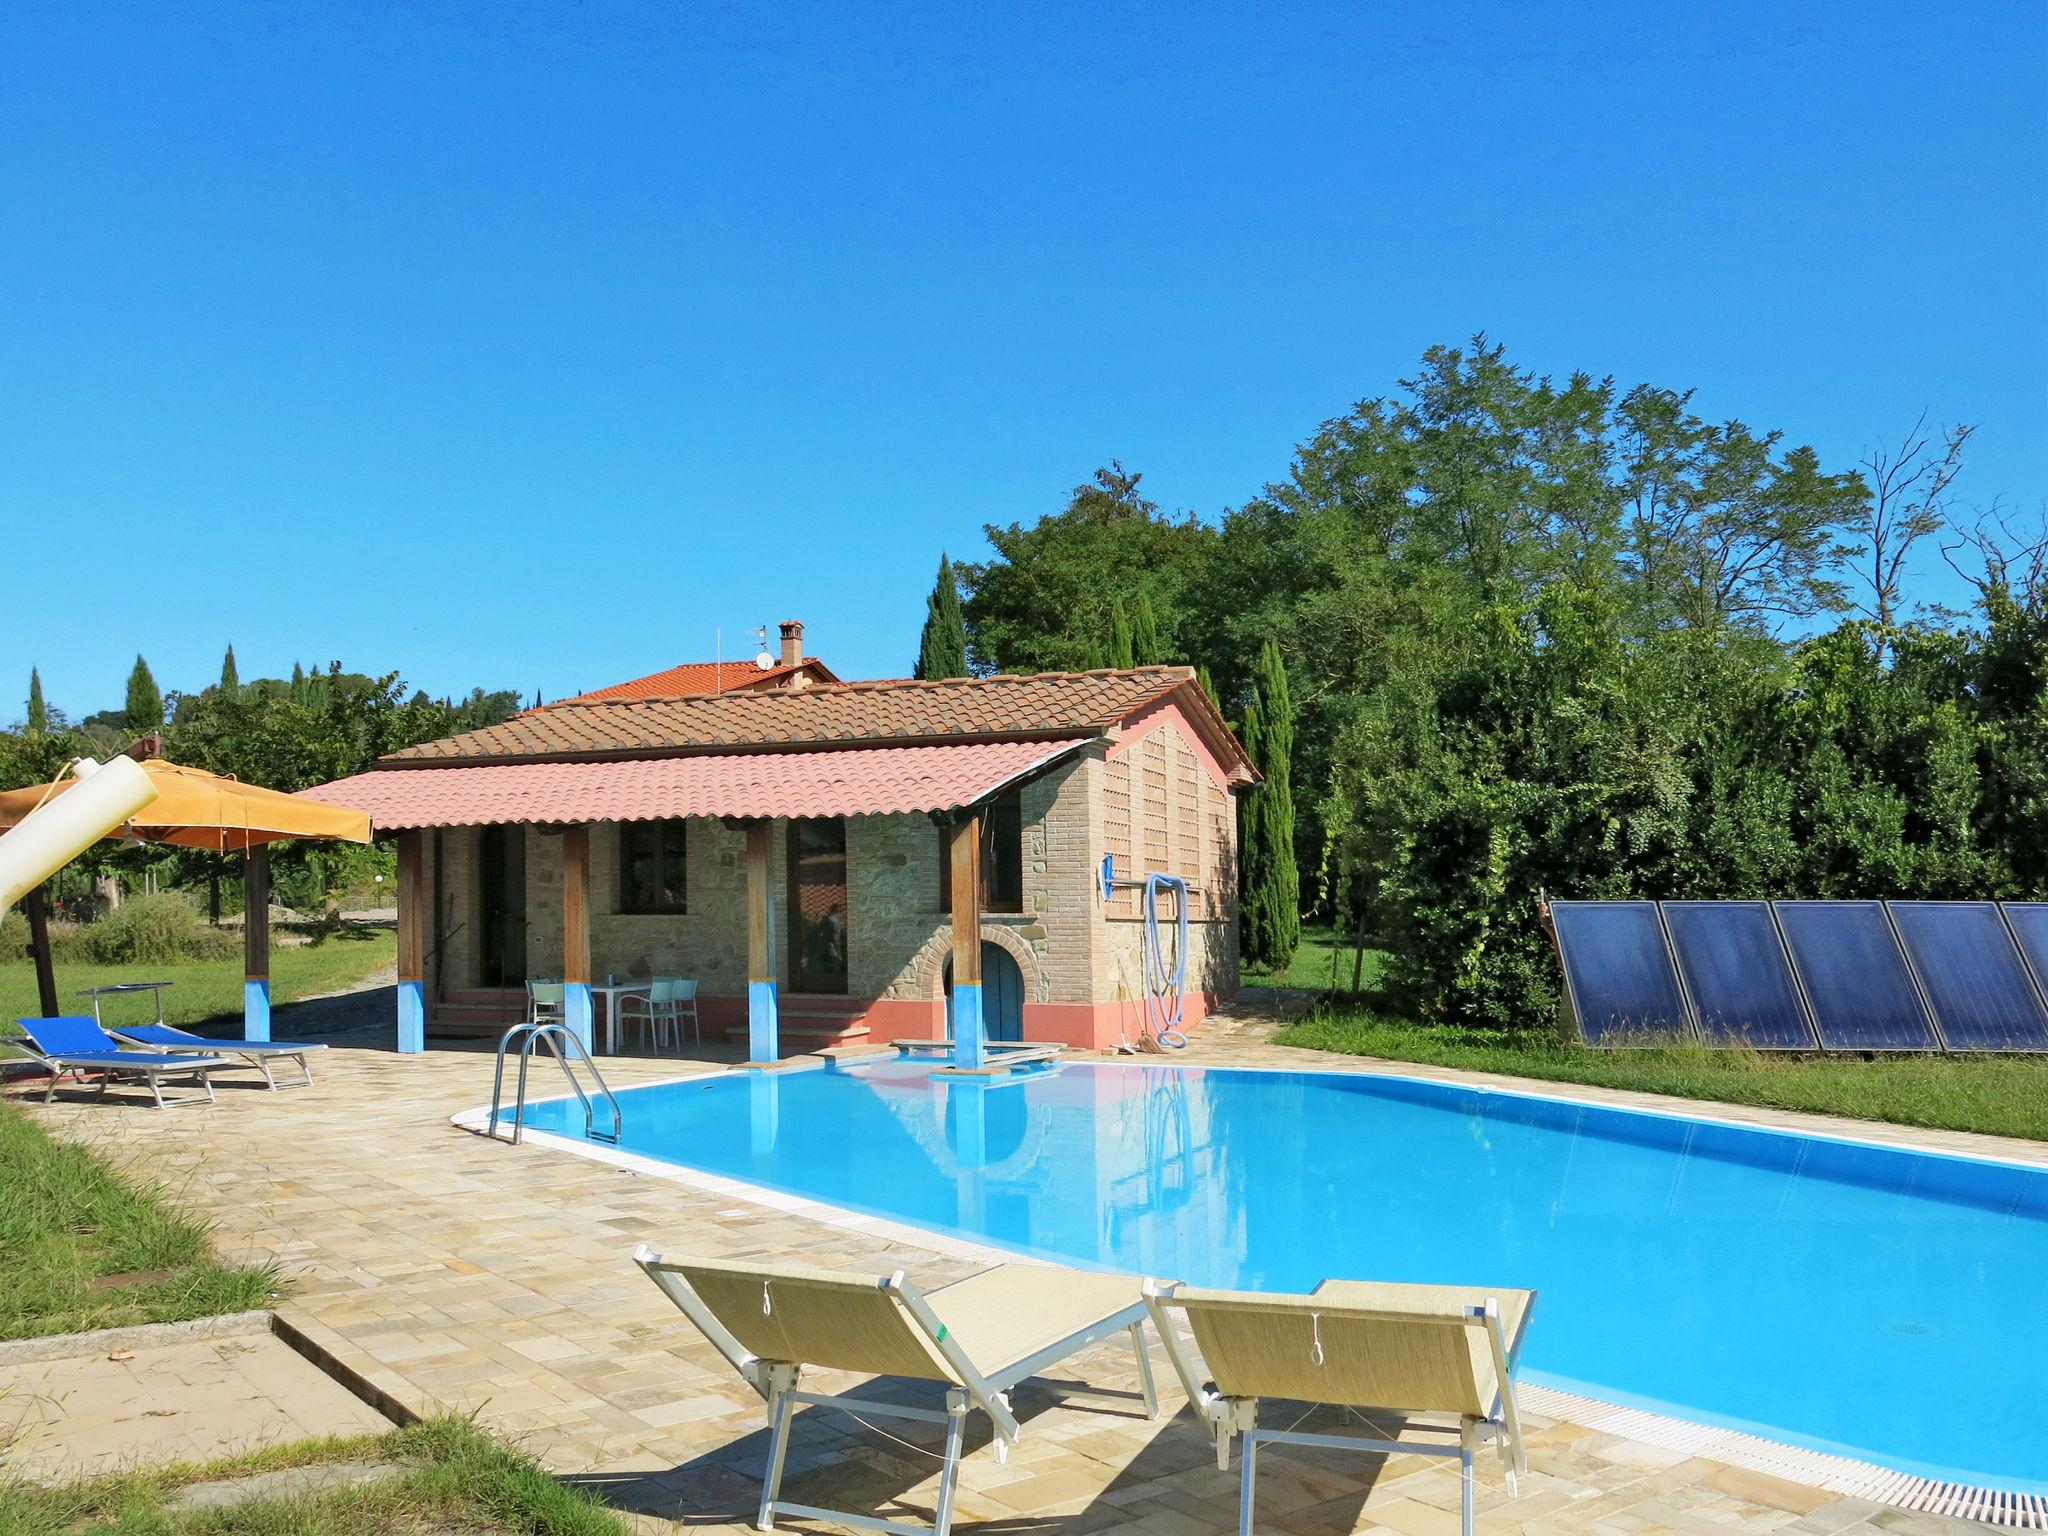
xmin=944 ymin=941 xmax=1025 ymax=1043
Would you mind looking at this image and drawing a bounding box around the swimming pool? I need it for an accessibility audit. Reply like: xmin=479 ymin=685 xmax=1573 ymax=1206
xmin=512 ymin=1058 xmax=2048 ymax=1493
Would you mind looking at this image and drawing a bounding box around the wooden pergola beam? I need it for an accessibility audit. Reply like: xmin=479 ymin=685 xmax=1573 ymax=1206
xmin=395 ymin=830 xmax=426 ymax=1053
xmin=243 ymin=845 xmax=271 ymax=1040
xmin=744 ymin=820 xmax=779 ymax=1065
xmin=562 ymin=823 xmax=593 ymax=1051
xmin=948 ymin=812 xmax=984 ymax=1068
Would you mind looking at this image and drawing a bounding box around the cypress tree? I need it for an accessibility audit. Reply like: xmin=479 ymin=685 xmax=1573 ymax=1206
xmin=125 ymin=655 xmax=163 ymax=733
xmin=914 ymin=554 xmax=970 ymax=680
xmin=1238 ymin=701 xmax=1269 ymax=959
xmin=1108 ymin=596 xmax=1136 ymax=669
xmin=220 ymin=644 xmax=240 ymax=697
xmin=1130 ymin=591 xmax=1163 ymax=665
xmin=1195 ymin=664 xmax=1223 ymax=722
xmin=1239 ymin=640 xmax=1299 ymax=970
xmin=26 ymin=668 xmax=47 ymax=735
xmin=289 ymin=661 xmax=306 ymax=704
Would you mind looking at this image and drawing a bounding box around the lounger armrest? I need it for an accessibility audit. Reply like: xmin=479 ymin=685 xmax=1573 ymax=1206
xmin=632 ymin=1244 xmax=775 ymax=1400
xmin=1141 ymin=1279 xmax=1224 ymax=1423
xmin=1477 ymin=1300 xmax=1527 ymax=1477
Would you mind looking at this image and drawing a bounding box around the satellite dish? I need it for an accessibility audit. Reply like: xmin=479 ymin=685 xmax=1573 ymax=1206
xmin=755 ymin=650 xmax=776 ymax=670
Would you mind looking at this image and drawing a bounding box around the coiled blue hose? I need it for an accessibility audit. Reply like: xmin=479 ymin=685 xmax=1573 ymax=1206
xmin=1142 ymin=872 xmax=1190 ymax=1048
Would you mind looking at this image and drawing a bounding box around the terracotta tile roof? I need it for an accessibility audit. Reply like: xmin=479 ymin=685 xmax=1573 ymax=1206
xmin=301 ymin=739 xmax=1094 ymax=829
xmin=381 ymin=667 xmax=1223 ymax=766
xmin=556 ymin=657 xmax=838 ymax=705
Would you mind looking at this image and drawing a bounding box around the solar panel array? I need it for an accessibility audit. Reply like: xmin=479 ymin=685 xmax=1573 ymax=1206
xmin=1549 ymin=899 xmax=2048 ymax=1053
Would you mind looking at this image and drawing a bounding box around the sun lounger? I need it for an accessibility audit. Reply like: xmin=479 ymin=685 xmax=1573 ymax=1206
xmin=107 ymin=1023 xmax=324 ymax=1089
xmin=633 ymin=1246 xmax=1159 ymax=1536
xmin=10 ymin=1015 xmax=228 ymax=1108
xmin=1144 ymin=1278 xmax=1535 ymax=1536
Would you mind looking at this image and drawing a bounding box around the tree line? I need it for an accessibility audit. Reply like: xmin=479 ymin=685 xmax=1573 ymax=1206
xmin=918 ymin=338 xmax=2045 ymax=1030
xmin=3 ymin=649 xmax=521 ymax=912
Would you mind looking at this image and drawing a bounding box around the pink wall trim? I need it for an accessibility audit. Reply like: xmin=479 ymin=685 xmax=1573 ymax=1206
xmin=1104 ymin=695 xmax=1235 ymax=793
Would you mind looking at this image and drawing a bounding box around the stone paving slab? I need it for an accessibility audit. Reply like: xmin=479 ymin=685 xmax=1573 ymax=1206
xmin=4 ymin=1002 xmax=2020 ymax=1533
xmin=0 ymin=1329 xmax=393 ymax=1480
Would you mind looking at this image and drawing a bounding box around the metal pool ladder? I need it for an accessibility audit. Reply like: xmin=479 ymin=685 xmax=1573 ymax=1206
xmin=487 ymin=1021 xmax=623 ymax=1146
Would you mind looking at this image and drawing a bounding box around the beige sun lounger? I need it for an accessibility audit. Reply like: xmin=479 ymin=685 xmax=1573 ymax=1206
xmin=1144 ymin=1278 xmax=1535 ymax=1536
xmin=634 ymin=1247 xmax=1159 ymax=1536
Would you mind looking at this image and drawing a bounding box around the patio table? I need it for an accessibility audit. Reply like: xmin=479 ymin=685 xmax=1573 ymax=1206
xmin=589 ymin=981 xmax=652 ymax=1055
xmin=76 ymin=981 xmax=175 ymax=1027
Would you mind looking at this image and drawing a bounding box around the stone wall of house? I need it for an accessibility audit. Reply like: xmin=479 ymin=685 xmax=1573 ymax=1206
xmin=516 ymin=818 xmax=786 ymax=989
xmin=871 ymin=752 xmax=1095 ymax=1008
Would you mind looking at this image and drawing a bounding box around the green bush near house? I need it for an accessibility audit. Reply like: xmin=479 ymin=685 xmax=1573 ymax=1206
xmin=0 ymin=1100 xmax=278 ymax=1339
xmin=0 ymin=1417 xmax=630 ymax=1536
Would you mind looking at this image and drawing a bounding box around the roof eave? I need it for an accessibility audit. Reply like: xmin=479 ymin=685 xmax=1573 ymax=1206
xmin=374 ymin=723 xmax=1113 ymax=769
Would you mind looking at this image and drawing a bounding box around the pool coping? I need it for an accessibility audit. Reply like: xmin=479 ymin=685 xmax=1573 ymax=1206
xmin=453 ymin=1057 xmax=2048 ymax=1527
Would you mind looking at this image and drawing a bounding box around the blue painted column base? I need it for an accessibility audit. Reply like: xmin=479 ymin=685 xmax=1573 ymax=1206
xmin=243 ymin=977 xmax=271 ymax=1042
xmin=748 ymin=979 xmax=780 ymax=1064
xmin=564 ymin=983 xmax=595 ymax=1054
xmin=952 ymin=981 xmax=985 ymax=1070
xmin=396 ymin=979 xmax=425 ymax=1054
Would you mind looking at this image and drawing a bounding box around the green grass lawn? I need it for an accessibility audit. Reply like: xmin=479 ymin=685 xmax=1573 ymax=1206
xmin=1278 ymin=1008 xmax=2048 ymax=1142
xmin=1242 ymin=925 xmax=1386 ymax=992
xmin=0 ymin=929 xmax=394 ymax=1037
xmin=0 ymin=1417 xmax=628 ymax=1536
xmin=0 ymin=1099 xmax=279 ymax=1339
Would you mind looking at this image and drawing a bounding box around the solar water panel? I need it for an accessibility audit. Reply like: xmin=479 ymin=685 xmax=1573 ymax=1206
xmin=2002 ymin=904 xmax=2048 ymax=1009
xmin=1663 ymin=902 xmax=1818 ymax=1049
xmin=1549 ymin=900 xmax=1692 ymax=1046
xmin=1773 ymin=902 xmax=1941 ymax=1052
xmin=1888 ymin=903 xmax=2048 ymax=1052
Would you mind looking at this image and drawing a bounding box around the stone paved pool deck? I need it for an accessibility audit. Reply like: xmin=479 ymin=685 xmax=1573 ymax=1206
xmin=8 ymin=998 xmax=2031 ymax=1536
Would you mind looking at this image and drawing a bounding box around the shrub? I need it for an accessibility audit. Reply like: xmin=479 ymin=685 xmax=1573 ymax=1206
xmin=59 ymin=894 xmax=239 ymax=965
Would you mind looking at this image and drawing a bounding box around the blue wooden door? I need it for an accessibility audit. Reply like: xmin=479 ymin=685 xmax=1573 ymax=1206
xmin=946 ymin=942 xmax=1026 ymax=1043
xmin=982 ymin=942 xmax=1024 ymax=1042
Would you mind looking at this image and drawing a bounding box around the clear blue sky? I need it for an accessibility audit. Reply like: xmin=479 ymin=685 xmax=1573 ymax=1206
xmin=4 ymin=1 xmax=2043 ymax=719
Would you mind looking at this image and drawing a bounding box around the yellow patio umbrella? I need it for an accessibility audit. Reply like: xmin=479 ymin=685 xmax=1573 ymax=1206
xmin=0 ymin=757 xmax=372 ymax=1038
xmin=0 ymin=759 xmax=370 ymax=851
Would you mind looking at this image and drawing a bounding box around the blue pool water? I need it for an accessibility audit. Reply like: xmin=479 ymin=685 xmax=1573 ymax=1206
xmin=516 ymin=1059 xmax=2048 ymax=1491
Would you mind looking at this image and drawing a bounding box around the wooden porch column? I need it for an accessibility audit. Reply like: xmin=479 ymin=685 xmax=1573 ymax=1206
xmin=745 ymin=820 xmax=779 ymax=1065
xmin=948 ymin=813 xmax=985 ymax=1069
xmin=23 ymin=885 xmax=60 ymax=1018
xmin=395 ymin=830 xmax=426 ymax=1053
xmin=242 ymin=844 xmax=271 ymax=1041
xmin=562 ymin=824 xmax=594 ymax=1052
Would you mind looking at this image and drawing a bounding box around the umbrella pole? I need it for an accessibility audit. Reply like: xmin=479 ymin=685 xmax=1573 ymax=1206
xmin=243 ymin=846 xmax=271 ymax=1041
xmin=24 ymin=885 xmax=60 ymax=1018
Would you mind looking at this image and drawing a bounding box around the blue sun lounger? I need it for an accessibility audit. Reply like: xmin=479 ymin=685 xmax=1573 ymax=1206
xmin=11 ymin=1016 xmax=228 ymax=1108
xmin=108 ymin=1023 xmax=325 ymax=1090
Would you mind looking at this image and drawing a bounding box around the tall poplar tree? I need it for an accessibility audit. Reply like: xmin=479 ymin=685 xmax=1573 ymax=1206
xmin=125 ymin=655 xmax=163 ymax=734
xmin=915 ymin=554 xmax=970 ymax=680
xmin=1108 ymin=596 xmax=1136 ymax=668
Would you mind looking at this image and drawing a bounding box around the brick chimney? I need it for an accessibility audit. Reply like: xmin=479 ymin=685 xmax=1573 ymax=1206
xmin=778 ymin=620 xmax=804 ymax=668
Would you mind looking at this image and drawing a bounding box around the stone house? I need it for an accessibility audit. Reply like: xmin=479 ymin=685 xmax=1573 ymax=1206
xmin=306 ymin=666 xmax=1257 ymax=1057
